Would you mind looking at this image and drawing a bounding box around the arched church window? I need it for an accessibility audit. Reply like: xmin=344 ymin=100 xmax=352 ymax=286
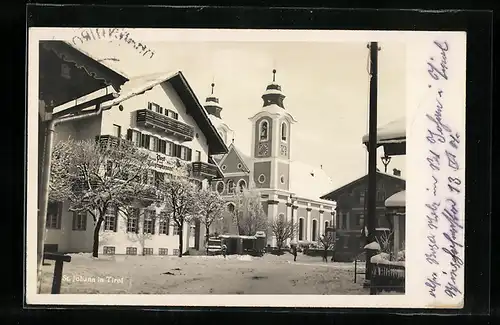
xmin=312 ymin=219 xmax=318 ymax=241
xmin=259 ymin=120 xmax=269 ymax=141
xmin=216 ymin=181 xmax=225 ymax=194
xmin=227 ymin=180 xmax=235 ymax=194
xmin=238 ymin=179 xmax=247 ymax=192
xmin=281 ymin=122 xmax=287 ymax=141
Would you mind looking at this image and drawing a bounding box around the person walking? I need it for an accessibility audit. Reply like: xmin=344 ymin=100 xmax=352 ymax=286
xmin=221 ymin=243 xmax=227 ymax=258
xmin=292 ymin=245 xmax=297 ymax=262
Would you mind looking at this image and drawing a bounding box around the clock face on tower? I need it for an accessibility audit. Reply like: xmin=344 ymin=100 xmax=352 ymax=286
xmin=258 ymin=143 xmax=269 ymax=156
xmin=280 ymin=144 xmax=288 ymax=156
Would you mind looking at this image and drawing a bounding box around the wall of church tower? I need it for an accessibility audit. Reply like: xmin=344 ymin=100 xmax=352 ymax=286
xmin=253 ymin=161 xmax=271 ymax=188
xmin=277 ymin=162 xmax=290 ymax=190
xmin=253 ymin=116 xmax=273 ymax=158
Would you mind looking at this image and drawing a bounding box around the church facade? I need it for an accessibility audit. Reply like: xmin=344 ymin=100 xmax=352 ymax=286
xmin=203 ymin=71 xmax=336 ymax=247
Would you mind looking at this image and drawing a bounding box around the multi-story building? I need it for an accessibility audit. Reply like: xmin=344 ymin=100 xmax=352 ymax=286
xmin=320 ymin=169 xmax=406 ymax=261
xmin=44 ymin=70 xmax=228 ymax=256
xmin=203 ymin=70 xmax=337 ymax=247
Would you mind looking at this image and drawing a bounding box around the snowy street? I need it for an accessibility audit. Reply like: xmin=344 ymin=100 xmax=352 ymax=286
xmin=41 ymin=253 xmax=368 ymax=295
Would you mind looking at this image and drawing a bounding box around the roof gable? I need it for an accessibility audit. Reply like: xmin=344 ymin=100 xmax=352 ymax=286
xmin=167 ymin=72 xmax=228 ymax=155
xmin=218 ymin=143 xmax=250 ymax=174
xmin=320 ymin=171 xmax=405 ymax=201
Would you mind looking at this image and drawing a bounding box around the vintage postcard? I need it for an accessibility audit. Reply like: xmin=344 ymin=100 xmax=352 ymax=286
xmin=26 ymin=28 xmax=466 ymax=308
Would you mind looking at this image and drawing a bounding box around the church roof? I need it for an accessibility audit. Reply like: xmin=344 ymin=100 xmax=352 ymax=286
xmin=288 ymin=161 xmax=337 ymax=204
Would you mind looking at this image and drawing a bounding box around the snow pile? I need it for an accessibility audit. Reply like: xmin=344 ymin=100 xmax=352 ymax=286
xmin=237 ymin=255 xmax=253 ymax=261
xmin=397 ymin=250 xmax=405 ymax=261
xmin=370 ymin=253 xmax=405 ymax=266
xmin=364 ymin=242 xmax=381 ymax=250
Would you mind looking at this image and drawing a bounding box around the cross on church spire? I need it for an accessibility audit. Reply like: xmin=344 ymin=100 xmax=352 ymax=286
xmin=272 ymin=69 xmax=276 ymax=82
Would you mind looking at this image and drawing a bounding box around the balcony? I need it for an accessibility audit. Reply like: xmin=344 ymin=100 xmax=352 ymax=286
xmin=191 ymin=161 xmax=219 ymax=179
xmin=95 ymin=135 xmax=130 ymax=149
xmin=136 ymin=109 xmax=194 ymax=141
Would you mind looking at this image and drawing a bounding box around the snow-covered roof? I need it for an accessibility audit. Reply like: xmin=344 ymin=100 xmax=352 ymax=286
xmin=248 ymin=105 xmax=298 ymax=123
xmin=289 ymin=161 xmax=337 ymax=205
xmin=385 ymin=190 xmax=406 ymax=208
xmin=361 ymin=117 xmax=406 ymax=145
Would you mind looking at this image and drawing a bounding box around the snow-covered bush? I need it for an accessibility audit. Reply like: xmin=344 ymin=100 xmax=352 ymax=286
xmin=397 ymin=250 xmax=405 ymax=261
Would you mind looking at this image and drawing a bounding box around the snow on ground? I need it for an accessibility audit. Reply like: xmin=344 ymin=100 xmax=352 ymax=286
xmin=40 ymin=253 xmax=370 ymax=295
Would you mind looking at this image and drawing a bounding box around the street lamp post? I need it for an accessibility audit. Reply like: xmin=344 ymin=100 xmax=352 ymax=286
xmin=289 ymin=194 xmax=296 ymax=243
xmin=380 ymin=154 xmax=392 ymax=173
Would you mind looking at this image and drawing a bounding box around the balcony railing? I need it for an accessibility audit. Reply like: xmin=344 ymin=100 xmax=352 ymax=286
xmin=136 ymin=109 xmax=194 ymax=141
xmin=191 ymin=161 xmax=219 ymax=179
xmin=95 ymin=135 xmax=130 ymax=149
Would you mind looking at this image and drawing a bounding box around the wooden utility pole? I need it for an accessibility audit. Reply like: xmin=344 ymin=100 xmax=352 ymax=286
xmin=365 ymin=41 xmax=379 ymax=289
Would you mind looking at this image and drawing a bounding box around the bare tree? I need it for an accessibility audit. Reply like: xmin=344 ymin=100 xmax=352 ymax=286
xmin=269 ymin=214 xmax=297 ymax=252
xmin=231 ymin=189 xmax=268 ymax=236
xmin=49 ymin=136 xmax=154 ymax=257
xmin=158 ymin=166 xmax=198 ymax=257
xmin=318 ymin=231 xmax=336 ymax=262
xmin=195 ymin=188 xmax=226 ymax=254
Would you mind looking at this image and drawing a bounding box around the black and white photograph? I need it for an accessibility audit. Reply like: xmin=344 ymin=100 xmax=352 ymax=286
xmin=27 ymin=27 xmax=466 ymax=308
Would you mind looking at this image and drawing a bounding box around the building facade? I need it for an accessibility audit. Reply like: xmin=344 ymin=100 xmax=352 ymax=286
xmin=320 ymin=170 xmax=406 ymax=261
xmin=204 ymin=71 xmax=337 ymax=247
xmin=44 ymin=69 xmax=227 ymax=256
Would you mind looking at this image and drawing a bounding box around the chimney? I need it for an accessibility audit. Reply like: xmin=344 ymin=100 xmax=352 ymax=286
xmin=393 ymin=168 xmax=401 ymax=177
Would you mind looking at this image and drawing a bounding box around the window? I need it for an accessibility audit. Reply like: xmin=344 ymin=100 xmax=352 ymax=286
xmin=237 ymin=163 xmax=242 ymax=169
xmin=238 ymin=179 xmax=246 ymax=192
xmin=126 ymin=247 xmax=137 ymax=255
xmin=143 ymin=210 xmax=155 ymax=234
xmin=46 ymin=202 xmax=62 ymax=229
xmin=180 ymin=146 xmax=192 ymax=161
xmin=72 ymin=211 xmax=87 ymax=231
xmin=127 ymin=208 xmax=139 ymax=233
xmin=221 ymin=165 xmax=227 ymax=171
xmin=377 ymin=190 xmax=386 ymax=202
xmin=281 ymin=122 xmax=287 ymax=141
xmin=112 ymin=124 xmax=121 ymax=138
xmin=143 ymin=248 xmax=154 ymax=255
xmin=280 ymin=175 xmax=285 ymax=184
xmin=147 ymin=102 xmax=154 ymax=110
xmin=126 ymin=129 xmax=141 ymax=146
xmin=216 ymin=181 xmax=225 ymax=194
xmin=258 ymin=174 xmax=266 ymax=184
xmin=150 ymin=136 xmax=159 ymax=152
xmin=155 ymin=105 xmax=163 ymax=114
xmin=141 ymin=134 xmax=150 ymax=149
xmin=167 ymin=110 xmax=179 ymax=120
xmin=325 ymin=221 xmax=329 ymax=230
xmin=342 ymin=213 xmax=348 ymax=230
xmin=359 ymin=190 xmax=366 ymax=205
xmin=165 ymin=141 xmax=174 ymax=156
xmin=104 ymin=205 xmax=118 ymax=231
xmin=299 ymin=218 xmax=304 ymax=241
xmin=159 ymin=219 xmax=169 ymax=235
xmin=259 ymin=120 xmax=269 ymax=141
xmin=103 ymin=246 xmax=115 ymax=255
xmin=173 ymin=249 xmax=180 ymax=256
xmin=356 ymin=214 xmax=364 ymax=227
xmin=195 ymin=150 xmax=201 ymax=162
xmin=159 ymin=248 xmax=169 ymax=255
xmin=227 ymin=203 xmax=235 ymax=213
xmin=173 ymin=223 xmax=180 ymax=235
xmin=227 ymin=180 xmax=234 ymax=194
xmin=158 ymin=139 xmax=167 ymax=154
xmin=312 ymin=220 xmax=318 ymax=241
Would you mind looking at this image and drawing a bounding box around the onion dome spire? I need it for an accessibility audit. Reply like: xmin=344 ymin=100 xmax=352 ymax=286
xmin=262 ymin=69 xmax=286 ymax=109
xmin=204 ymin=82 xmax=223 ymax=118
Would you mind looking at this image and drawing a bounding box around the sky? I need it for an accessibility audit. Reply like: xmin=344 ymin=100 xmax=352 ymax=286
xmin=71 ymin=34 xmax=406 ymax=188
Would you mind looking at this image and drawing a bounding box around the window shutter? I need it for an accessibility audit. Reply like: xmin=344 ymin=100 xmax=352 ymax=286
xmin=126 ymin=129 xmax=132 ymax=141
xmin=72 ymin=211 xmax=76 ymax=230
xmin=187 ymin=148 xmax=192 ymax=161
xmin=136 ymin=209 xmax=140 ymax=234
xmin=148 ymin=102 xmax=153 ymax=110
xmin=113 ymin=206 xmax=118 ymax=232
xmin=152 ymin=217 xmax=156 ymax=235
